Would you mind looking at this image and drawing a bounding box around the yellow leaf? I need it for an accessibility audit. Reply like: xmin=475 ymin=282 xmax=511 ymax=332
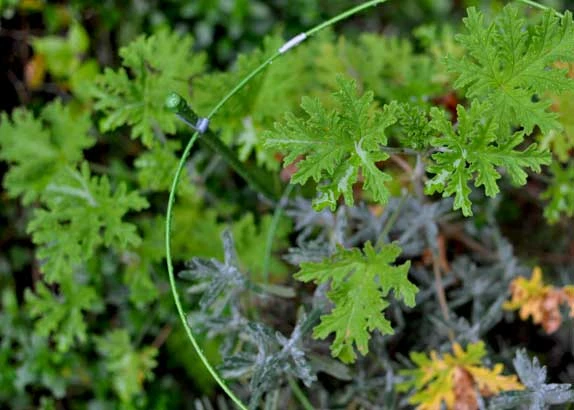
xmin=504 ymin=267 xmax=574 ymax=333
xmin=399 ymin=342 xmax=523 ymax=410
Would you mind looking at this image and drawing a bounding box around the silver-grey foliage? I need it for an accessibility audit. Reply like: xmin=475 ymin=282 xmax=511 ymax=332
xmin=490 ymin=349 xmax=574 ymax=409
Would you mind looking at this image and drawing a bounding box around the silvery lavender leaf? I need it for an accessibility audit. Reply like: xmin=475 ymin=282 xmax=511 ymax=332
xmin=489 ymin=350 xmax=574 ymax=409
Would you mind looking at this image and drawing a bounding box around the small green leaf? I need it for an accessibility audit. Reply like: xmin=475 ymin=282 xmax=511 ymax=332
xmin=266 ymin=76 xmax=398 ymax=211
xmin=295 ymin=242 xmax=415 ymax=363
xmin=426 ymin=103 xmax=550 ymax=216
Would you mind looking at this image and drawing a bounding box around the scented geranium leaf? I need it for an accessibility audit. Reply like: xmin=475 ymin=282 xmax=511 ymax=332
xmin=25 ymin=280 xmax=99 ymax=352
xmin=0 ymin=100 xmax=93 ymax=204
xmin=541 ymin=161 xmax=574 ymax=223
xmin=95 ymin=330 xmax=158 ymax=403
xmin=265 ymin=76 xmax=398 ymax=211
xmin=93 ymin=29 xmax=205 ymax=147
xmin=490 ymin=350 xmax=574 ymax=409
xmin=295 ymin=242 xmax=415 ymax=363
xmin=398 ymin=341 xmax=523 ymax=410
xmin=426 ymin=103 xmax=550 ymax=216
xmin=27 ymin=162 xmax=149 ymax=283
xmin=448 ymin=6 xmax=574 ymax=136
xmin=122 ymin=216 xmax=166 ymax=305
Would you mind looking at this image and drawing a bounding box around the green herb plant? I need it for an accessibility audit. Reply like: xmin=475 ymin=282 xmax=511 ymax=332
xmin=2 ymin=0 xmax=574 ymax=408
xmin=164 ymin=0 xmax=574 ymax=408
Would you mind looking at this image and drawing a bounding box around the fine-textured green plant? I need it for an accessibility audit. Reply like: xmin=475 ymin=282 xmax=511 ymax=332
xmin=3 ymin=0 xmax=574 ymax=409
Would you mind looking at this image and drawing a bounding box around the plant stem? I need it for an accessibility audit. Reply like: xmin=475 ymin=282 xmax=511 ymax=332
xmin=515 ymin=0 xmax=564 ymax=17
xmin=165 ymin=2 xmax=392 ymax=409
xmin=432 ymin=254 xmax=450 ymax=323
xmin=376 ymin=194 xmax=406 ymax=249
xmin=167 ymin=93 xmax=278 ymax=201
xmin=262 ymin=184 xmax=294 ymax=284
xmin=287 ymin=376 xmax=315 ymax=410
xmin=382 ymin=146 xmax=419 ymax=155
xmin=305 ymin=0 xmax=388 ymax=37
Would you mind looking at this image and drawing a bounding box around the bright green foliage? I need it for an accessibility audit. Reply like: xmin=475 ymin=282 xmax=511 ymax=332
xmin=95 ymin=330 xmax=158 ymax=403
xmin=541 ymin=89 xmax=574 ymax=162
xmin=295 ymin=242 xmax=415 ymax=363
xmin=92 ymin=30 xmax=206 ymax=147
xmin=413 ymin=23 xmax=462 ymax=85
xmin=123 ymin=217 xmax=165 ymax=305
xmin=265 ymin=76 xmax=398 ymax=211
xmin=134 ymin=140 xmax=196 ymax=198
xmin=193 ymin=35 xmax=309 ymax=169
xmin=31 ymin=21 xmax=99 ymax=100
xmin=0 ymin=100 xmax=94 ymax=204
xmin=27 ymin=162 xmax=149 ymax=283
xmin=32 ymin=21 xmax=89 ymax=78
xmin=448 ymin=6 xmax=574 ymax=136
xmin=231 ymin=213 xmax=292 ymax=282
xmin=541 ymin=162 xmax=574 ymax=223
xmin=25 ymin=281 xmax=99 ymax=352
xmin=426 ymin=103 xmax=550 ymax=216
xmin=0 ymin=289 xmax=82 ymax=401
xmin=315 ymin=34 xmax=440 ymax=103
xmin=393 ymin=102 xmax=434 ymax=150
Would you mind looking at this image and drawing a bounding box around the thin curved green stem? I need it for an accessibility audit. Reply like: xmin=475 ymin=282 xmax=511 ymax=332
xmin=287 ymin=376 xmax=315 ymax=410
xmin=165 ymin=1 xmax=390 ymax=409
xmin=305 ymin=0 xmax=388 ymax=36
xmin=515 ymin=0 xmax=564 ymax=17
xmin=262 ymin=184 xmax=295 ymax=284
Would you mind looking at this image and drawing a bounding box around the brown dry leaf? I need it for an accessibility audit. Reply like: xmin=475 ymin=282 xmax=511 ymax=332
xmin=368 ymin=204 xmax=384 ymax=218
xmin=453 ymin=367 xmax=478 ymax=410
xmin=437 ymin=234 xmax=451 ymax=273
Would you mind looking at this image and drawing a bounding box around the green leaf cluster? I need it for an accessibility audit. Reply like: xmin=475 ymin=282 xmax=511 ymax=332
xmin=448 ymin=6 xmax=574 ymax=135
xmin=192 ymin=35 xmax=310 ymax=169
xmin=95 ymin=330 xmax=158 ymax=403
xmin=314 ymin=33 xmax=442 ymax=103
xmin=93 ymin=29 xmax=206 ymax=147
xmin=295 ymin=242 xmax=416 ymax=363
xmin=426 ymin=103 xmax=550 ymax=216
xmin=27 ymin=162 xmax=149 ymax=284
xmin=265 ymin=76 xmax=398 ymax=211
xmin=31 ymin=21 xmax=99 ymax=100
xmin=0 ymin=100 xmax=94 ymax=203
